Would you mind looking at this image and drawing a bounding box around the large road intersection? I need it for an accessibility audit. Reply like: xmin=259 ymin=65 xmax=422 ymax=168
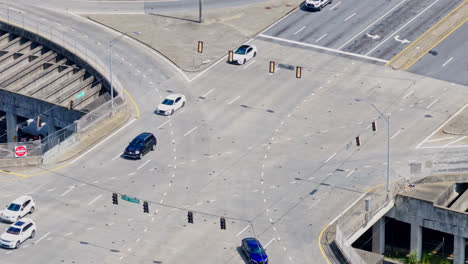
xmin=0 ymin=1 xmax=468 ymax=263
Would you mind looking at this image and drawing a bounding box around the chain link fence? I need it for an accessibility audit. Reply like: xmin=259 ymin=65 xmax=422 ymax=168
xmin=0 ymin=141 xmax=42 ymax=158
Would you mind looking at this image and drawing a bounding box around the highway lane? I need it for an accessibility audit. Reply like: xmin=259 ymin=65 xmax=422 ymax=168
xmin=408 ymin=22 xmax=468 ymax=86
xmin=264 ymin=0 xmax=464 ymax=61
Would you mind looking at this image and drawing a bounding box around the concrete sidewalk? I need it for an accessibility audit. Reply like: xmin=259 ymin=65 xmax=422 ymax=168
xmin=86 ymin=0 xmax=302 ymax=77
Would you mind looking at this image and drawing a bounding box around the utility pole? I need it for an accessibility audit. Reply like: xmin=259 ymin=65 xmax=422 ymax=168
xmin=199 ymin=0 xmax=203 ymax=23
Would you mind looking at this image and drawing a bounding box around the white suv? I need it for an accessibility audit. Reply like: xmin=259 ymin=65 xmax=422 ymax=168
xmin=0 ymin=218 xmax=36 ymax=249
xmin=304 ymin=0 xmax=332 ymax=10
xmin=1 ymin=196 xmax=35 ymax=223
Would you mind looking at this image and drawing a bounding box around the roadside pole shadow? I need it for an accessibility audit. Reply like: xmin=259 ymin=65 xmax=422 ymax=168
xmin=236 ymin=246 xmax=250 ymax=264
xmin=148 ymin=13 xmax=200 ymax=23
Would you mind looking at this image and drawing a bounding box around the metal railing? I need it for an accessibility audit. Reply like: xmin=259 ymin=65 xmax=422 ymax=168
xmin=0 ymin=141 xmax=42 ymax=158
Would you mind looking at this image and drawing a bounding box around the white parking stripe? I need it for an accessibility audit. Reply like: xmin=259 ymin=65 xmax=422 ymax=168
xmin=365 ymin=0 xmax=442 ymax=56
xmin=112 ymin=152 xmax=122 ymax=160
xmin=324 ymin=153 xmax=336 ymax=163
xmin=34 ymin=232 xmax=50 ymax=244
xmin=244 ymin=60 xmax=256 ymax=69
xmin=403 ymin=90 xmax=414 ymax=99
xmin=137 ymin=160 xmax=151 ymax=170
xmin=442 ymin=57 xmax=453 ymax=67
xmin=344 ymin=12 xmax=356 ymax=22
xmin=426 ymin=99 xmax=439 ymax=109
xmin=425 ymin=136 xmax=454 ymax=143
xmin=158 ymin=119 xmax=171 ymax=129
xmin=184 ymin=126 xmax=198 ymax=137
xmin=87 ymin=194 xmax=103 ymax=206
xmin=345 ymin=170 xmax=355 ymax=178
xmin=315 ymin=33 xmax=328 ymax=43
xmin=60 ymin=186 xmax=75 ymax=197
xmin=391 ymin=130 xmax=401 ymax=139
xmin=330 ymin=2 xmax=341 ymax=10
xmin=445 ymin=136 xmax=467 ymax=146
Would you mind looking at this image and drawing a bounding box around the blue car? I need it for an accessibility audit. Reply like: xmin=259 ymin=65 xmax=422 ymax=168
xmin=241 ymin=237 xmax=268 ymax=264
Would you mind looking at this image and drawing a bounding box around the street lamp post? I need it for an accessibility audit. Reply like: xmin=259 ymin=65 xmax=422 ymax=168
xmin=109 ymin=34 xmax=126 ymax=112
xmin=370 ymin=103 xmax=390 ymax=192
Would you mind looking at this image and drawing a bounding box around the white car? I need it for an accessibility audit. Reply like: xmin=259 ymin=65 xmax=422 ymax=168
xmin=304 ymin=0 xmax=332 ymax=10
xmin=232 ymin=45 xmax=257 ymax=65
xmin=156 ymin=94 xmax=186 ymax=116
xmin=0 ymin=218 xmax=36 ymax=249
xmin=0 ymin=196 xmax=35 ymax=223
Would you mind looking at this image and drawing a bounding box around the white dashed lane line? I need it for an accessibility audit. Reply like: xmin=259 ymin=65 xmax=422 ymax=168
xmin=345 ymin=170 xmax=355 ymax=178
xmin=236 ymin=225 xmax=251 ymax=237
xmin=426 ymin=99 xmax=439 ymax=109
xmin=201 ymin=88 xmax=216 ymax=98
xmin=60 ymin=186 xmax=76 ymax=197
xmin=293 ymin=26 xmax=306 ymax=35
xmin=344 ymin=12 xmax=356 ymax=22
xmin=264 ymin=237 xmax=276 ymax=249
xmin=330 ymin=1 xmax=341 ymax=10
xmin=324 ymin=153 xmax=336 ymax=163
xmin=158 ymin=119 xmax=171 ymax=129
xmin=315 ymin=33 xmax=328 ymax=43
xmin=137 ymin=160 xmax=151 ymax=170
xmin=227 ymin=96 xmax=241 ymax=105
xmin=390 ymin=130 xmax=401 ymax=140
xmin=112 ymin=152 xmax=122 ymax=161
xmin=442 ymin=57 xmax=453 ymax=67
xmin=87 ymin=194 xmax=103 ymax=206
xmin=183 ymin=126 xmax=198 ymax=137
xmin=34 ymin=232 xmax=50 ymax=244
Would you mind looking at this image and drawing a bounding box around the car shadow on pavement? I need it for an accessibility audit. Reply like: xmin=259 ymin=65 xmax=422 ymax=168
xmin=236 ymin=246 xmax=250 ymax=264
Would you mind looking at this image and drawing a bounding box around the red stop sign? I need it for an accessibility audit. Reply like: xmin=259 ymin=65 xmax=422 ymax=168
xmin=15 ymin=146 xmax=27 ymax=157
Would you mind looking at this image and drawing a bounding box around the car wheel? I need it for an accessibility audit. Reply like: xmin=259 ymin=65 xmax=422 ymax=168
xmin=243 ymin=59 xmax=246 ymax=64
xmin=151 ymin=144 xmax=154 ymax=151
xmin=138 ymin=154 xmax=141 ymax=159
xmin=253 ymin=52 xmax=256 ymax=57
xmin=30 ymin=230 xmax=35 ymax=239
xmin=29 ymin=206 xmax=35 ymax=214
xmin=329 ymin=0 xmax=332 ymax=4
xmin=171 ymin=109 xmax=175 ymax=115
xmin=319 ymin=6 xmax=322 ymax=11
xmin=15 ymin=241 xmax=19 ymax=249
xmin=182 ymin=101 xmax=185 ymax=107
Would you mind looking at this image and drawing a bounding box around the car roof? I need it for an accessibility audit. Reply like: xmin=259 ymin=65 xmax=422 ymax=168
xmin=243 ymin=237 xmax=260 ymax=244
xmin=165 ymin=94 xmax=184 ymax=100
xmin=136 ymin=133 xmax=154 ymax=140
xmin=11 ymin=195 xmax=32 ymax=204
xmin=12 ymin=218 xmax=34 ymax=227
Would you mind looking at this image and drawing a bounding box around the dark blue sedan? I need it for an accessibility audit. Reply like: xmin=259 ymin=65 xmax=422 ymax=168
xmin=241 ymin=237 xmax=269 ymax=264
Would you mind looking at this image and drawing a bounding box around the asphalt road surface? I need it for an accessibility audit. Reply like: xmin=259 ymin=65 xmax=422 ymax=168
xmin=1 ymin=1 xmax=468 ymax=264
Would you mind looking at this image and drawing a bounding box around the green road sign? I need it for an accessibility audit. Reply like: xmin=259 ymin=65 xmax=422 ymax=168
xmin=76 ymin=91 xmax=85 ymax=99
xmin=121 ymin=195 xmax=140 ymax=204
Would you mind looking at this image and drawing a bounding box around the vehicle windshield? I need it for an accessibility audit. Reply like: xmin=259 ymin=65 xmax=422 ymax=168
xmin=235 ymin=46 xmax=249 ymax=55
xmin=7 ymin=203 xmax=20 ymax=211
xmin=162 ymin=99 xmax=174 ymax=105
xmin=248 ymin=244 xmax=264 ymax=254
xmin=6 ymin=227 xmax=21 ymax=235
xmin=130 ymin=139 xmax=144 ymax=146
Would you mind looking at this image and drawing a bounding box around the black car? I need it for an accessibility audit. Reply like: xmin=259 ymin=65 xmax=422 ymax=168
xmin=124 ymin=133 xmax=157 ymax=159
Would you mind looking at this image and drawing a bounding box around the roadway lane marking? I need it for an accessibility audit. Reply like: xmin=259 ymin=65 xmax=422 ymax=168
xmin=34 ymin=232 xmax=50 ymax=244
xmin=112 ymin=152 xmax=122 ymax=161
xmin=236 ymin=225 xmax=250 ymax=237
xmin=293 ymin=26 xmax=306 ymax=35
xmin=5 ymin=251 xmax=11 ymax=254
xmin=201 ymin=88 xmax=216 ymax=98
xmin=391 ymin=130 xmax=401 ymax=139
xmin=264 ymin=237 xmax=276 ymax=249
xmin=244 ymin=60 xmax=256 ymax=69
xmin=344 ymin=13 xmax=356 ymax=22
xmin=337 ymin=0 xmax=411 ymax=50
xmin=65 ymin=232 xmax=73 ymax=236
xmin=60 ymin=186 xmax=75 ymax=197
xmin=158 ymin=119 xmax=171 ymax=129
xmin=315 ymin=33 xmax=328 ymax=43
xmin=444 ymin=136 xmax=467 ymax=146
xmin=442 ymin=57 xmax=454 ymax=67
xmin=365 ymin=0 xmax=442 ymax=56
xmin=330 ymin=2 xmax=341 ymax=10
xmin=259 ymin=34 xmax=388 ymax=63
xmin=227 ymin=96 xmax=241 ymax=105
xmin=87 ymin=194 xmax=103 ymax=206
xmin=309 ymin=199 xmax=321 ymax=209
xmin=416 ymin=103 xmax=468 ymax=148
xmin=71 ymin=118 xmax=137 ymax=164
xmin=137 ymin=160 xmax=151 ymax=170
xmin=403 ymin=90 xmax=413 ymax=99
xmin=47 ymin=188 xmax=55 ymax=192
xmin=345 ymin=170 xmax=355 ymax=178
xmin=184 ymin=126 xmax=198 ymax=137
xmin=324 ymin=153 xmax=336 ymax=163
xmin=426 ymin=99 xmax=439 ymax=109
xmin=425 ymin=136 xmax=454 ymax=143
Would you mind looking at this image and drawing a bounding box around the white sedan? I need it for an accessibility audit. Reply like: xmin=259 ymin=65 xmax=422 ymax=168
xmin=156 ymin=94 xmax=186 ymax=116
xmin=0 ymin=196 xmax=35 ymax=223
xmin=304 ymin=0 xmax=332 ymax=10
xmin=0 ymin=218 xmax=36 ymax=249
xmin=232 ymin=44 xmax=257 ymax=65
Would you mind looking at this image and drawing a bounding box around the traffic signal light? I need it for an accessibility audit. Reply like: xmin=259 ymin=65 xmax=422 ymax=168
xmin=188 ymin=211 xmax=193 ymax=224
xmin=143 ymin=201 xmax=149 ymax=213
xmin=112 ymin=193 xmax=118 ymax=205
xmin=372 ymin=120 xmax=377 ymax=132
xmin=220 ymin=217 xmax=226 ymax=230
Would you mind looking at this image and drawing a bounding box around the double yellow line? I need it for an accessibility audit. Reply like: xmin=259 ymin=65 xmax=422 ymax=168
xmin=386 ymin=0 xmax=468 ymax=70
